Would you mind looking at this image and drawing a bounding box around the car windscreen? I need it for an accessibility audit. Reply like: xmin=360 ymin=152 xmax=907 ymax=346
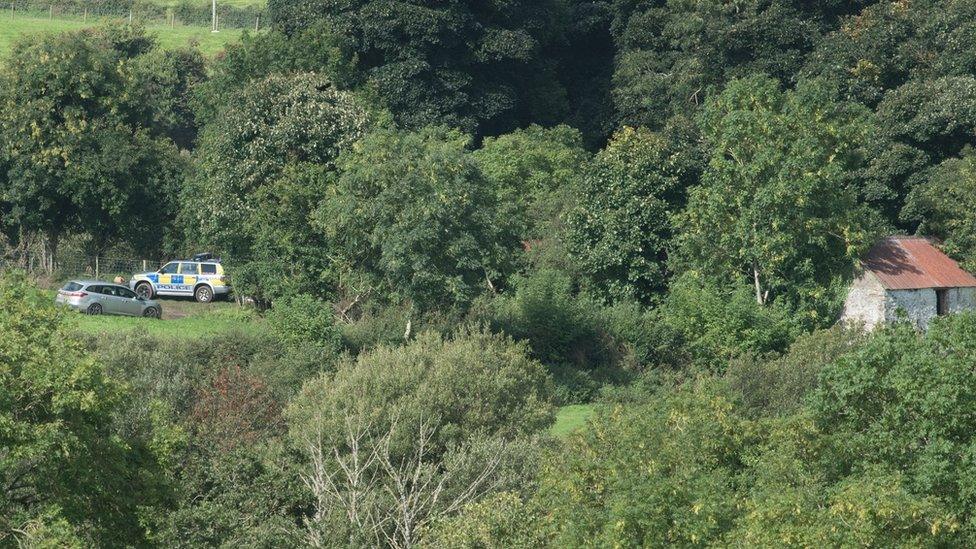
xmin=62 ymin=282 xmax=83 ymax=292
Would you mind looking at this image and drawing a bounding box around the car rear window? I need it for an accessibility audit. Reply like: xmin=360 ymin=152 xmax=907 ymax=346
xmin=202 ymin=263 xmax=217 ymax=275
xmin=62 ymin=282 xmax=82 ymax=292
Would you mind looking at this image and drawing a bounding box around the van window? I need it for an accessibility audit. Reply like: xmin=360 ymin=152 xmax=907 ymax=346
xmin=180 ymin=262 xmax=199 ymax=275
xmin=201 ymin=263 xmax=217 ymax=275
xmin=159 ymin=262 xmax=179 ymax=274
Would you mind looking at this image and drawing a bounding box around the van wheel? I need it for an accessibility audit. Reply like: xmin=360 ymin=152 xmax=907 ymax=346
xmin=195 ymin=285 xmax=213 ymax=303
xmin=87 ymin=303 xmax=102 ymax=315
xmin=135 ymin=282 xmax=154 ymax=299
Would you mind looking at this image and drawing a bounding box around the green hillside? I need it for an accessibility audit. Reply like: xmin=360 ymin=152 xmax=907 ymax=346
xmin=0 ymin=16 xmax=245 ymax=56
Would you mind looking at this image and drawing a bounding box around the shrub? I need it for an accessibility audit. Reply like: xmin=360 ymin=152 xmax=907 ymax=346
xmin=190 ymin=364 xmax=283 ymax=452
xmin=661 ymin=273 xmax=800 ymax=370
xmin=266 ymin=294 xmax=343 ymax=352
xmin=286 ymin=328 xmax=555 ymax=461
xmin=536 ymin=380 xmax=747 ymax=547
xmin=0 ymin=273 xmax=166 ymax=546
xmin=483 ymin=269 xmax=685 ymax=403
xmin=727 ymin=326 xmax=865 ymax=418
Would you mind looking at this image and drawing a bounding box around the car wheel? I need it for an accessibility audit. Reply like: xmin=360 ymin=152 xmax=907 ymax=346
xmin=136 ymin=282 xmax=154 ymax=299
xmin=143 ymin=306 xmax=161 ymax=319
xmin=194 ymin=285 xmax=213 ymax=303
xmin=87 ymin=303 xmax=102 ymax=315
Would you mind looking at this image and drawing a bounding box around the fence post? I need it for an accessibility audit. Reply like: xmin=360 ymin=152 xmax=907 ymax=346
xmin=9 ymin=2 xmax=13 ymax=19
xmin=48 ymin=4 xmax=52 ymax=19
xmin=95 ymin=256 xmax=99 ymax=279
xmin=142 ymin=259 xmax=147 ymax=271
xmin=128 ymin=9 xmax=132 ymax=23
xmin=83 ymin=7 xmax=86 ymax=21
xmin=255 ymin=13 xmax=259 ymax=31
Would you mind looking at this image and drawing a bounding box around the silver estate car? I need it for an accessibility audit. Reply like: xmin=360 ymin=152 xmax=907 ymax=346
xmin=55 ymin=280 xmax=163 ymax=318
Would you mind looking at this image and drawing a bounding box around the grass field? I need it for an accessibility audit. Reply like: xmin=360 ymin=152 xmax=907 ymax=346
xmin=551 ymin=404 xmax=596 ymax=437
xmin=61 ymin=296 xmax=265 ymax=339
xmin=0 ymin=16 xmax=245 ymax=56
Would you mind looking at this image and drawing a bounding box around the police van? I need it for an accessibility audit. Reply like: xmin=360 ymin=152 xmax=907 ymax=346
xmin=130 ymin=254 xmax=230 ymax=303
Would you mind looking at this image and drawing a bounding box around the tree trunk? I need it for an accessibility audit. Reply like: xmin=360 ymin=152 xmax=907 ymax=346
xmin=753 ymin=261 xmax=765 ymax=306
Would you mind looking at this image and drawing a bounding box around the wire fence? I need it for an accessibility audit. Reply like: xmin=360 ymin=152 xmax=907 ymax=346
xmin=1 ymin=251 xmax=167 ymax=283
xmin=5 ymin=0 xmax=265 ymax=29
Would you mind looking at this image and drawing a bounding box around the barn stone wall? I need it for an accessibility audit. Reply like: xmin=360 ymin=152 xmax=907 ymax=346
xmin=840 ymin=272 xmax=886 ymax=330
xmin=948 ymin=287 xmax=976 ymax=313
xmin=885 ymin=289 xmax=937 ymax=329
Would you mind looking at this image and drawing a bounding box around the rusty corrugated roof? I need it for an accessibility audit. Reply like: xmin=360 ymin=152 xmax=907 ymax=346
xmin=861 ymin=236 xmax=976 ymax=290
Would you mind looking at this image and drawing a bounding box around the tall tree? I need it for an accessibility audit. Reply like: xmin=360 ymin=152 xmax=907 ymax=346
xmin=0 ymin=26 xmax=187 ymax=261
xmin=674 ymin=75 xmax=880 ymax=322
xmin=611 ymin=0 xmax=874 ymax=129
xmin=314 ymin=126 xmax=517 ymax=312
xmin=183 ymin=72 xmax=372 ymax=302
xmin=266 ymin=0 xmax=572 ymax=137
xmin=566 ymin=126 xmax=697 ymax=303
xmin=804 ymin=0 xmax=976 ymax=227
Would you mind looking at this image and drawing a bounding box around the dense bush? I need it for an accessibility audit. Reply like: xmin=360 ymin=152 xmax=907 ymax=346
xmin=287 ymin=328 xmax=554 ymax=458
xmin=482 ymin=268 xmax=680 ymax=403
xmin=0 ymin=273 xmax=167 ymax=546
xmin=660 ymin=273 xmax=800 ymax=370
xmin=286 ymin=328 xmax=554 ymax=547
xmin=727 ymin=326 xmax=865 ymax=418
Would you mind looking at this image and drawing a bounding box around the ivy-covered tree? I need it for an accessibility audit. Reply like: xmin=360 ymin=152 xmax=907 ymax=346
xmin=674 ymin=75 xmax=881 ymax=322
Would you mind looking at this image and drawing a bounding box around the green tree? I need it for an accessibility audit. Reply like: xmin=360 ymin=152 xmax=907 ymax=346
xmin=567 ymin=126 xmax=696 ymax=303
xmin=288 ymin=328 xmax=554 ymax=459
xmin=184 ymin=72 xmax=372 ymax=302
xmin=538 ymin=381 xmax=746 ymax=547
xmin=611 ymin=0 xmax=870 ymax=129
xmin=0 ymin=26 xmax=185 ymax=260
xmin=727 ymin=415 xmax=956 ymax=546
xmin=911 ymin=148 xmax=976 ymax=270
xmin=315 ymin=126 xmax=517 ymax=312
xmin=474 ymin=125 xmax=589 ymax=271
xmin=266 ymin=0 xmax=572 ymax=136
xmin=287 ymin=329 xmax=554 ymax=546
xmin=674 ymin=75 xmax=880 ymax=321
xmin=0 ymin=273 xmax=166 ymax=545
xmin=804 ymin=1 xmax=976 ymax=226
xmin=810 ymin=314 xmax=976 ymax=541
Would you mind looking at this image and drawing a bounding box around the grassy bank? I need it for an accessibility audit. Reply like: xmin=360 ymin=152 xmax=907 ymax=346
xmin=0 ymin=16 xmax=245 ymax=56
xmin=59 ymin=296 xmax=264 ymax=339
xmin=551 ymin=404 xmax=596 ymax=437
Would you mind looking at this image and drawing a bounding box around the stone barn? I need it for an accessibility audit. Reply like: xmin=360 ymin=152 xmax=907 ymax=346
xmin=840 ymin=236 xmax=976 ymax=331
